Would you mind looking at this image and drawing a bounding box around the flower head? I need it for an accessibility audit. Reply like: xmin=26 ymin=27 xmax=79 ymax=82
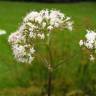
xmin=8 ymin=9 xmax=73 ymax=64
xmin=79 ymin=30 xmax=96 ymax=62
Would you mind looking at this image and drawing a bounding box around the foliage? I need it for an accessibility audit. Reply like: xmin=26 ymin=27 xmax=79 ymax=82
xmin=0 ymin=1 xmax=96 ymax=96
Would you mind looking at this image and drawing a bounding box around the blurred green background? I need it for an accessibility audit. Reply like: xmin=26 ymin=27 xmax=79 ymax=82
xmin=0 ymin=0 xmax=96 ymax=2
xmin=0 ymin=1 xmax=96 ymax=96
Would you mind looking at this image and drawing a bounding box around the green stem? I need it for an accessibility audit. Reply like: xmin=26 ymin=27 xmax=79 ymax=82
xmin=78 ymin=63 xmax=90 ymax=90
xmin=46 ymin=43 xmax=53 ymax=96
xmin=48 ymin=64 xmax=52 ymax=96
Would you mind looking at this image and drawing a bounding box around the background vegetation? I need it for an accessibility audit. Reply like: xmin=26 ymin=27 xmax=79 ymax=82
xmin=0 ymin=1 xmax=96 ymax=96
xmin=0 ymin=0 xmax=96 ymax=2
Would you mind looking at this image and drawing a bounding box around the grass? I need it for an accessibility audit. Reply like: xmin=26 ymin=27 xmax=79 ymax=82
xmin=0 ymin=1 xmax=96 ymax=95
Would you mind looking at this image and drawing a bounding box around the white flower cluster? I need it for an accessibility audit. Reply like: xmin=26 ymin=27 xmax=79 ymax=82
xmin=8 ymin=9 xmax=73 ymax=64
xmin=23 ymin=9 xmax=73 ymax=32
xmin=8 ymin=31 xmax=35 ymax=64
xmin=79 ymin=30 xmax=96 ymax=61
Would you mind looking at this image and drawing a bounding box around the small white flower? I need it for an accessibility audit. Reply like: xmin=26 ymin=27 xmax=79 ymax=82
xmin=54 ymin=23 xmax=59 ymax=28
xmin=37 ymin=33 xmax=45 ymax=40
xmin=26 ymin=22 xmax=33 ymax=27
xmin=35 ymin=16 xmax=43 ymax=24
xmin=29 ymin=31 xmax=36 ymax=38
xmin=0 ymin=29 xmax=6 ymax=35
xmin=24 ymin=11 xmax=39 ymax=22
xmin=85 ymin=30 xmax=96 ymax=43
xmin=42 ymin=22 xmax=46 ymax=28
xmin=79 ymin=40 xmax=83 ymax=46
xmin=12 ymin=44 xmax=26 ymax=59
xmin=29 ymin=56 xmax=34 ymax=64
xmin=30 ymin=47 xmax=35 ymax=54
xmin=65 ymin=17 xmax=71 ymax=21
xmin=66 ymin=21 xmax=73 ymax=31
xmin=47 ymin=26 xmax=53 ymax=31
xmin=84 ymin=42 xmax=93 ymax=49
xmin=40 ymin=9 xmax=49 ymax=20
xmin=8 ymin=32 xmax=23 ymax=44
xmin=28 ymin=54 xmax=35 ymax=64
xmin=90 ymin=54 xmax=95 ymax=61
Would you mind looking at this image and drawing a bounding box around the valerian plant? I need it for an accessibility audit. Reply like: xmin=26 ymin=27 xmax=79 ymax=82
xmin=8 ymin=9 xmax=73 ymax=96
xmin=79 ymin=30 xmax=96 ymax=61
xmin=78 ymin=30 xmax=96 ymax=92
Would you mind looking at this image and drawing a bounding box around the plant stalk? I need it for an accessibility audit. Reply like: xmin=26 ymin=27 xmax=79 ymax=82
xmin=48 ymin=64 xmax=52 ymax=96
xmin=46 ymin=43 xmax=53 ymax=96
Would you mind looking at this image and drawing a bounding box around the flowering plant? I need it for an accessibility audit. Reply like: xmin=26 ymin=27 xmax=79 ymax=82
xmin=8 ymin=9 xmax=73 ymax=96
xmin=79 ymin=30 xmax=96 ymax=61
xmin=8 ymin=9 xmax=73 ymax=64
xmin=78 ymin=29 xmax=96 ymax=91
